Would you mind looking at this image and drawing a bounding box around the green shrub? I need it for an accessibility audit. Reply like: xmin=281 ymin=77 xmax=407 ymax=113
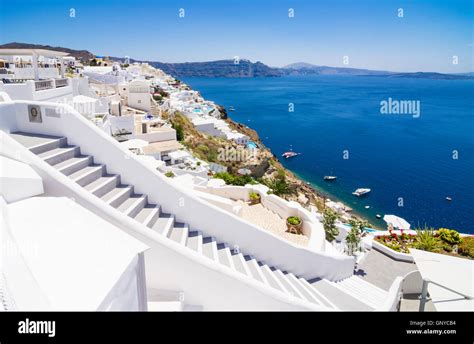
xmin=262 ymin=177 xmax=291 ymax=196
xmin=214 ymin=172 xmax=254 ymax=186
xmin=437 ymin=228 xmax=462 ymax=245
xmin=196 ymin=144 xmax=209 ymax=154
xmin=249 ymin=192 xmax=260 ymax=201
xmin=287 ymin=216 xmax=301 ymax=225
xmin=323 ymin=208 xmax=339 ymax=242
xmin=414 ymin=227 xmax=441 ymax=252
xmin=172 ymin=123 xmax=185 ymax=141
xmin=458 ymin=237 xmax=474 ymax=258
xmin=386 ymin=241 xmax=402 ymax=252
xmin=165 ymin=171 xmax=175 ymax=178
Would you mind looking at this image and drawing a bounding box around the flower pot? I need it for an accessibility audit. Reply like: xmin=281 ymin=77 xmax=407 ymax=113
xmin=286 ymin=219 xmax=303 ymax=234
xmin=249 ymin=196 xmax=260 ymax=205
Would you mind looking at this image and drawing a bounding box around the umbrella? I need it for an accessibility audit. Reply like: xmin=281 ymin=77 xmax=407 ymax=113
xmin=383 ymin=215 xmax=411 ymax=230
xmin=120 ymin=139 xmax=148 ymax=150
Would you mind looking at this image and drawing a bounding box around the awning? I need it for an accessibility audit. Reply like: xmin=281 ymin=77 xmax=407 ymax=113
xmin=383 ymin=215 xmax=411 ymax=230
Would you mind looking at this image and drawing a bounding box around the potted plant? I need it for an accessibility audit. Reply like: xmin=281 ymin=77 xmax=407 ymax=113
xmin=248 ymin=191 xmax=261 ymax=205
xmin=165 ymin=171 xmax=175 ymax=178
xmin=286 ymin=216 xmax=303 ymax=234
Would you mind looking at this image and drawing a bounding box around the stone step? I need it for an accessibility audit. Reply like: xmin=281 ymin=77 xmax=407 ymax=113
xmin=53 ymin=156 xmax=93 ymax=176
xmin=216 ymin=244 xmax=234 ymax=269
xmin=151 ymin=213 xmax=175 ymax=236
xmin=186 ymin=231 xmax=203 ymax=254
xmin=117 ymin=194 xmax=148 ymax=218
xmin=168 ymin=223 xmax=189 ymax=246
xmin=69 ymin=164 xmax=105 ymax=186
xmin=84 ymin=174 xmax=120 ymax=197
xmin=101 ymin=185 xmax=134 ymax=208
xmin=134 ymin=204 xmax=161 ymax=228
xmin=39 ymin=146 xmax=80 ymax=165
xmin=202 ymin=237 xmax=218 ymax=262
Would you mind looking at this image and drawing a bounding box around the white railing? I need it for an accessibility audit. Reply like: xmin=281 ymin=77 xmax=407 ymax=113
xmin=34 ymin=80 xmax=54 ymax=91
xmin=419 ymin=278 xmax=473 ymax=311
xmin=55 ymin=78 xmax=68 ymax=88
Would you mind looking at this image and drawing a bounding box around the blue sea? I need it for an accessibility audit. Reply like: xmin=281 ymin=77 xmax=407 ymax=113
xmin=182 ymin=76 xmax=474 ymax=233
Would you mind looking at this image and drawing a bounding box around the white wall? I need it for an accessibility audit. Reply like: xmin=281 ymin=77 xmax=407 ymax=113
xmin=0 ymin=196 xmax=52 ymax=310
xmin=194 ymin=122 xmax=225 ymax=138
xmin=109 ymin=115 xmax=134 ymax=136
xmin=2 ymin=80 xmax=73 ymax=103
xmin=13 ymin=67 xmax=59 ymax=79
xmin=128 ymin=93 xmax=151 ymax=112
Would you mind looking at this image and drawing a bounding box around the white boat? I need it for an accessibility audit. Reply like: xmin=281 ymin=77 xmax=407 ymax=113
xmin=282 ymin=151 xmax=300 ymax=159
xmin=352 ymin=188 xmax=371 ymax=196
xmin=324 ymin=176 xmax=337 ymax=181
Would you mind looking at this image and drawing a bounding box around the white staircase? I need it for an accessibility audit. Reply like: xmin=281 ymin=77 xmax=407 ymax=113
xmin=10 ymin=131 xmax=394 ymax=311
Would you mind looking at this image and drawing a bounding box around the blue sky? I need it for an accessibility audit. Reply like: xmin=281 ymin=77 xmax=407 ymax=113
xmin=1 ymin=0 xmax=472 ymax=72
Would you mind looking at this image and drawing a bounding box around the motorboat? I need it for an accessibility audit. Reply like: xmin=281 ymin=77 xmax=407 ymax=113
xmin=352 ymin=188 xmax=371 ymax=196
xmin=324 ymin=176 xmax=337 ymax=181
xmin=282 ymin=151 xmax=300 ymax=159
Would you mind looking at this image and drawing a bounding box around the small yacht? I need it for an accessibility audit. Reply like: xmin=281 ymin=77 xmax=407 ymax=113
xmin=324 ymin=176 xmax=337 ymax=181
xmin=376 ymin=214 xmax=382 ymax=219
xmin=446 ymin=197 xmax=452 ymax=201
xmin=364 ymin=205 xmax=370 ymax=209
xmin=282 ymin=151 xmax=300 ymax=159
xmin=352 ymin=188 xmax=371 ymax=196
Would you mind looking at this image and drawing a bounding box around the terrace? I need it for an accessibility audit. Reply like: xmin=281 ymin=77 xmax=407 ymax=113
xmin=0 ymin=48 xmax=72 ymax=101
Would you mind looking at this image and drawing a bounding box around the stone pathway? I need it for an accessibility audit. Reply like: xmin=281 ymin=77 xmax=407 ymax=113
xmin=236 ymin=200 xmax=309 ymax=246
xmin=355 ymin=249 xmax=417 ymax=290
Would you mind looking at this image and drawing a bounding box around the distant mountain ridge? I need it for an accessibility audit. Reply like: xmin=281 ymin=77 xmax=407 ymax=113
xmin=150 ymin=59 xmax=281 ymax=78
xmin=282 ymin=62 xmax=392 ymax=76
xmin=281 ymin=62 xmax=473 ymax=79
xmin=0 ymin=42 xmax=471 ymax=80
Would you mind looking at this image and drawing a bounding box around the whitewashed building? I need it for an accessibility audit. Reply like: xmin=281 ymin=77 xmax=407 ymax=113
xmin=127 ymin=79 xmax=152 ymax=112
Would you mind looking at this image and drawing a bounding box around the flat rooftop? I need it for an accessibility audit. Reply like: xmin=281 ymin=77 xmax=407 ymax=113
xmin=142 ymin=140 xmax=183 ymax=154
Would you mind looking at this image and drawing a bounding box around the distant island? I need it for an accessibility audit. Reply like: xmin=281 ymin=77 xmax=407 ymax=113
xmin=1 ymin=42 xmax=472 ymax=80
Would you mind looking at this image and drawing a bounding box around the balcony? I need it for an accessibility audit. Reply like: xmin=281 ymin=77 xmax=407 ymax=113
xmin=34 ymin=80 xmax=54 ymax=91
xmin=2 ymin=78 xmax=72 ymax=101
xmin=34 ymin=78 xmax=69 ymax=91
xmin=54 ymin=78 xmax=69 ymax=88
